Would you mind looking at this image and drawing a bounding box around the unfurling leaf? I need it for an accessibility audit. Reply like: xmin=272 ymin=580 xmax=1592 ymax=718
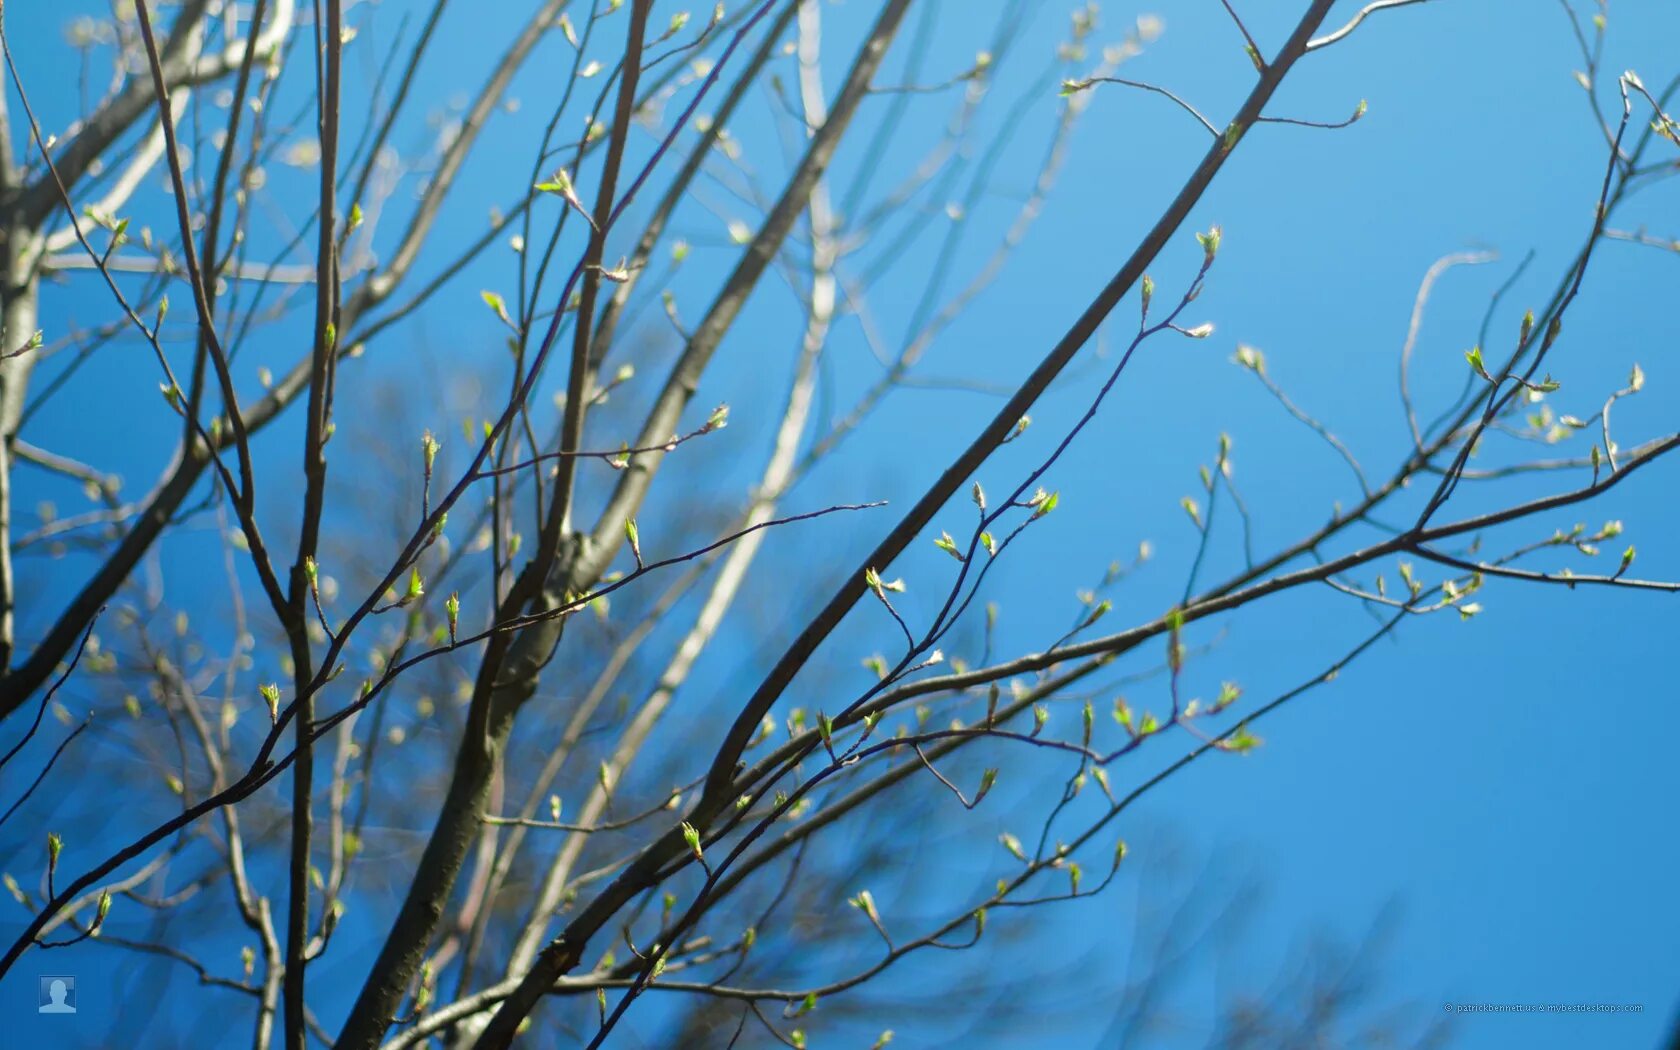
xmin=1213 ymin=681 xmax=1241 ymax=713
xmin=849 ymin=889 xmax=880 ymax=924
xmin=534 ymin=168 xmax=594 ymax=227
xmin=933 ymin=531 xmax=965 ymax=561
xmin=1233 ymin=344 xmax=1266 ymax=372
xmin=480 ymin=290 xmax=511 ymax=325
xmin=1223 ymin=724 xmax=1262 ymax=753
xmin=864 ymin=567 xmax=885 ymax=599
xmin=1195 ymin=224 xmax=1222 ymax=261
xmin=1181 ymin=496 xmax=1202 ymax=528
xmin=1113 ymin=698 xmax=1133 ymax=730
xmin=1465 ymin=346 xmax=1491 ymax=381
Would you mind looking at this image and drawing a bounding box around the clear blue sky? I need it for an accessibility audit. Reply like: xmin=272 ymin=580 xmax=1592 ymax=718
xmin=3 ymin=2 xmax=1678 ymax=1047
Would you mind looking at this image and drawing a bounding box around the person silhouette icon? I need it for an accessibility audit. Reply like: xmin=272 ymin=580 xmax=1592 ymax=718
xmin=39 ymin=977 xmax=76 ymax=1013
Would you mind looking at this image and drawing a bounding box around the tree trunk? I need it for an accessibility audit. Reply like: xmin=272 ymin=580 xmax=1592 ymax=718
xmin=0 ymin=228 xmax=42 ymax=670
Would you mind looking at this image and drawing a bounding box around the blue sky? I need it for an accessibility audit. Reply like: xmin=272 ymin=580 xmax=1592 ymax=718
xmin=3 ymin=1 xmax=1678 ymax=1047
